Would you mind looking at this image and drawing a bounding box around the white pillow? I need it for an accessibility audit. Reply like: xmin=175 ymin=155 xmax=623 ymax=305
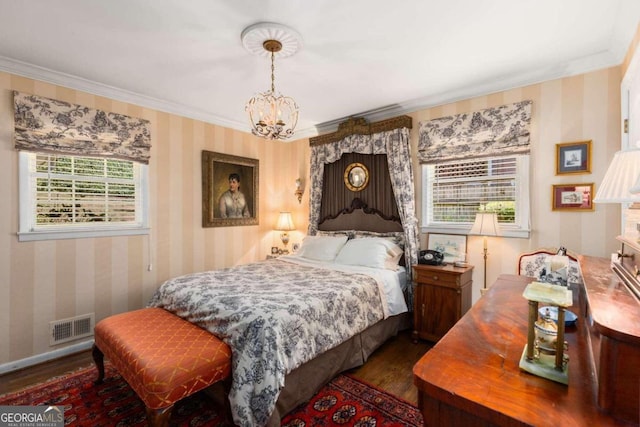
xmin=335 ymin=237 xmax=404 ymax=270
xmin=297 ymin=235 xmax=349 ymax=261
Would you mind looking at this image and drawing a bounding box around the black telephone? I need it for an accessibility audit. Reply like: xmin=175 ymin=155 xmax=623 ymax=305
xmin=418 ymin=249 xmax=444 ymax=265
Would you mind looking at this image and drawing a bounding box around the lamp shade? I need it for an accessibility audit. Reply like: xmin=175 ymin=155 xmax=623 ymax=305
xmin=469 ymin=212 xmax=501 ymax=236
xmin=593 ymin=149 xmax=640 ymax=203
xmin=275 ymin=212 xmax=295 ymax=231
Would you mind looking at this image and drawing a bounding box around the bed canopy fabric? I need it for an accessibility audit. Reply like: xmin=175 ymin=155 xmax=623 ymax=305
xmin=308 ymin=116 xmax=418 ymax=304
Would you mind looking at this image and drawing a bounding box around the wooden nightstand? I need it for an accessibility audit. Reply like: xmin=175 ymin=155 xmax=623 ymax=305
xmin=412 ymin=263 xmax=473 ymax=342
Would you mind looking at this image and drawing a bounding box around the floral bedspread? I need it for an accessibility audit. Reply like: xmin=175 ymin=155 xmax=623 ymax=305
xmin=147 ymin=259 xmax=386 ymax=427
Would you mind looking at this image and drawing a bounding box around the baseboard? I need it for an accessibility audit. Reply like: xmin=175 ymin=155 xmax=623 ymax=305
xmin=0 ymin=339 xmax=94 ymax=375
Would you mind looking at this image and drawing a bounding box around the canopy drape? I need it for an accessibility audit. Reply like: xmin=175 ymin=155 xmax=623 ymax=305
xmin=308 ymin=117 xmax=418 ymax=306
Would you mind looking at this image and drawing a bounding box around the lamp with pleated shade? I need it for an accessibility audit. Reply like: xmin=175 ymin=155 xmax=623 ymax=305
xmin=593 ymin=148 xmax=640 ymax=205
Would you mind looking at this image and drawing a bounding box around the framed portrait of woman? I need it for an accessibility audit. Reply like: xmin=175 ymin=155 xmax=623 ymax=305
xmin=202 ymin=150 xmax=259 ymax=227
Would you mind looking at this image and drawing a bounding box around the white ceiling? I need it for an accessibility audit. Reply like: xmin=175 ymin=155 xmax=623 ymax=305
xmin=0 ymin=0 xmax=639 ymax=139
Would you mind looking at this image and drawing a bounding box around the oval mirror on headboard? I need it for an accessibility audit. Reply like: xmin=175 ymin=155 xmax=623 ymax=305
xmin=344 ymin=162 xmax=369 ymax=192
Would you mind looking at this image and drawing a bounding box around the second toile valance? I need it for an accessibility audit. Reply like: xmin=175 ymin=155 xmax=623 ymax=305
xmin=418 ymin=100 xmax=532 ymax=164
xmin=14 ymin=91 xmax=151 ymax=164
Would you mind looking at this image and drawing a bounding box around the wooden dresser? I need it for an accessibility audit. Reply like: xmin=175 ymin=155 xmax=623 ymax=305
xmin=413 ymin=256 xmax=640 ymax=426
xmin=412 ymin=263 xmax=473 ymax=342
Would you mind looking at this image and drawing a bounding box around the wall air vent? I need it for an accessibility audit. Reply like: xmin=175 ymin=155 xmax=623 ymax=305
xmin=49 ymin=313 xmax=95 ymax=346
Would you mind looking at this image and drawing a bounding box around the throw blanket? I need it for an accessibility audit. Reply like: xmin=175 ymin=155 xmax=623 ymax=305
xmin=147 ymin=259 xmax=386 ymax=427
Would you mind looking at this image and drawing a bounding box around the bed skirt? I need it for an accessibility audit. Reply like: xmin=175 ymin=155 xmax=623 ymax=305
xmin=266 ymin=311 xmax=411 ymax=426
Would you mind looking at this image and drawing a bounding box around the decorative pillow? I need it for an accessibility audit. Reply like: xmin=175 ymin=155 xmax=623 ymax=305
xmin=352 ymin=230 xmax=405 ymax=249
xmin=316 ymin=230 xmax=356 ymax=239
xmin=335 ymin=237 xmax=404 ymax=270
xmin=297 ymin=235 xmax=349 ymax=261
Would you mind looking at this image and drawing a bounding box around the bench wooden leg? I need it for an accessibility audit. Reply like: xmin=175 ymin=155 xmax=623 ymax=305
xmin=92 ymin=344 xmax=105 ymax=385
xmin=145 ymin=405 xmax=173 ymax=427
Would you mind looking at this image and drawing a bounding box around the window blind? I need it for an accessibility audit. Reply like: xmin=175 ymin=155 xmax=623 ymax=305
xmin=426 ymin=156 xmax=517 ymax=225
xmin=31 ymin=154 xmax=141 ymax=228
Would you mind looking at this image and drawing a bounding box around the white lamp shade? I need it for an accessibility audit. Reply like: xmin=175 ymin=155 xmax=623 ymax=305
xmin=632 ymin=173 xmax=640 ymax=194
xmin=593 ymin=149 xmax=640 ymax=203
xmin=469 ymin=212 xmax=501 ymax=236
xmin=275 ymin=212 xmax=295 ymax=231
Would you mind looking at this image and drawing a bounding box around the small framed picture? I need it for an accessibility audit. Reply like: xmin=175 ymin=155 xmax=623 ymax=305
xmin=427 ymin=233 xmax=467 ymax=263
xmin=556 ymin=140 xmax=591 ymax=175
xmin=552 ymin=183 xmax=594 ymax=211
xmin=271 ymin=246 xmax=279 ymax=254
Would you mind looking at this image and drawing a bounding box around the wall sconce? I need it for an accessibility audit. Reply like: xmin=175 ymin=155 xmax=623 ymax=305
xmin=295 ymin=178 xmax=304 ymax=204
xmin=275 ymin=212 xmax=295 ymax=253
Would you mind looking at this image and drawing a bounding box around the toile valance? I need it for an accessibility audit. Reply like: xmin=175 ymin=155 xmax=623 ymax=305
xmin=13 ymin=91 xmax=151 ymax=164
xmin=418 ymin=100 xmax=532 ymax=164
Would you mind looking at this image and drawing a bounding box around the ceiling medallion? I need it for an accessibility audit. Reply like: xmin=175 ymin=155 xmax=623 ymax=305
xmin=242 ymin=23 xmax=302 ymax=140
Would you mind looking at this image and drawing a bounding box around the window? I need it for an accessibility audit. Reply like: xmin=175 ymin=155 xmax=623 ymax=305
xmin=18 ymin=152 xmax=149 ymax=241
xmin=422 ymin=154 xmax=530 ymax=238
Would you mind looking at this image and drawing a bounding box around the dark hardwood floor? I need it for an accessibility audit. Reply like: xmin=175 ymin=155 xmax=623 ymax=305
xmin=0 ymin=329 xmax=432 ymax=406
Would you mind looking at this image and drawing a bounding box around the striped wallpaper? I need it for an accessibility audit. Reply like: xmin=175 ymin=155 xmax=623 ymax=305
xmin=0 ymin=61 xmax=627 ymax=369
xmin=409 ymin=66 xmax=622 ymax=299
xmin=0 ymin=73 xmax=310 ymax=368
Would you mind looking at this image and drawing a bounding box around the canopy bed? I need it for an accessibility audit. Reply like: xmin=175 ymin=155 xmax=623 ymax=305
xmin=144 ymin=116 xmax=418 ymax=426
xmin=148 ymin=198 xmax=411 ymax=427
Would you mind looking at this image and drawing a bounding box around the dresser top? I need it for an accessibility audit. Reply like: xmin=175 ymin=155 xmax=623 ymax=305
xmin=413 ymin=273 xmax=627 ymax=426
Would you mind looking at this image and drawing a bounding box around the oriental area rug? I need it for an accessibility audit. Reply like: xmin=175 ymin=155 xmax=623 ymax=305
xmin=0 ymin=364 xmax=422 ymax=426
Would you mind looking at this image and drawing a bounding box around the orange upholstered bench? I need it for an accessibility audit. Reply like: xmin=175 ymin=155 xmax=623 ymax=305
xmin=92 ymin=307 xmax=232 ymax=427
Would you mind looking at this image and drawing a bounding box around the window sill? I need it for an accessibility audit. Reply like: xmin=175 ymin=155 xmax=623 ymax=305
xmin=421 ymin=225 xmax=530 ymax=239
xmin=17 ymin=227 xmax=150 ymax=242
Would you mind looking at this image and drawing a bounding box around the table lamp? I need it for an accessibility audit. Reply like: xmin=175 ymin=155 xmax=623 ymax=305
xmin=275 ymin=212 xmax=295 ymax=253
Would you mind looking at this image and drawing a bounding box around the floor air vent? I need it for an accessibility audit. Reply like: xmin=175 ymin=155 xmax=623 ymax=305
xmin=49 ymin=313 xmax=95 ymax=346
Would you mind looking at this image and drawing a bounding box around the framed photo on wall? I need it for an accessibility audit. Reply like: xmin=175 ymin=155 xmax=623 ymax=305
xmin=552 ymin=183 xmax=594 ymax=211
xmin=427 ymin=233 xmax=467 ymax=263
xmin=556 ymin=140 xmax=591 ymax=175
xmin=202 ymin=150 xmax=259 ymax=227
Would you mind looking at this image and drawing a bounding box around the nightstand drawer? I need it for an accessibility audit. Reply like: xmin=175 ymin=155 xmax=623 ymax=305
xmin=414 ymin=268 xmax=460 ymax=286
xmin=413 ymin=264 xmax=473 ymax=288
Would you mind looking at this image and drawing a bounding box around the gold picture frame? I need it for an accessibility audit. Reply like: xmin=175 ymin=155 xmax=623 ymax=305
xmin=552 ymin=183 xmax=594 ymax=211
xmin=344 ymin=162 xmax=369 ymax=192
xmin=202 ymin=150 xmax=259 ymax=227
xmin=556 ymin=140 xmax=592 ymax=175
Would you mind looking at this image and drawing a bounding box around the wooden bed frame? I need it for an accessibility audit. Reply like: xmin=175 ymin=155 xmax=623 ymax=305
xmin=266 ymin=198 xmax=410 ymax=425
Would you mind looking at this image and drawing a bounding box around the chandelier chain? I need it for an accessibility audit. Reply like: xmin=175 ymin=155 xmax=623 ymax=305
xmin=271 ymin=51 xmax=276 ymax=93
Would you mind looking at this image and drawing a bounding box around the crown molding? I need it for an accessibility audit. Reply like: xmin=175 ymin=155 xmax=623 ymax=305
xmin=0 ymin=49 xmax=623 ymax=144
xmin=0 ymin=55 xmax=250 ymax=133
xmin=304 ymin=49 xmax=622 ymax=141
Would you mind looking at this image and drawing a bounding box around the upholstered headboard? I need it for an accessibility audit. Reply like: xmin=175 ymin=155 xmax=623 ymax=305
xmin=318 ymin=198 xmax=403 ymax=233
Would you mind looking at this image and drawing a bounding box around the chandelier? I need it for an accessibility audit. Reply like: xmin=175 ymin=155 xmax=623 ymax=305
xmin=242 ymin=23 xmax=301 ymax=140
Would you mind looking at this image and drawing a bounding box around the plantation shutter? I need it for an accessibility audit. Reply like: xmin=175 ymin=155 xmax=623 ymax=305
xmin=30 ymin=154 xmax=142 ymax=227
xmin=426 ymin=156 xmax=518 ymax=224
